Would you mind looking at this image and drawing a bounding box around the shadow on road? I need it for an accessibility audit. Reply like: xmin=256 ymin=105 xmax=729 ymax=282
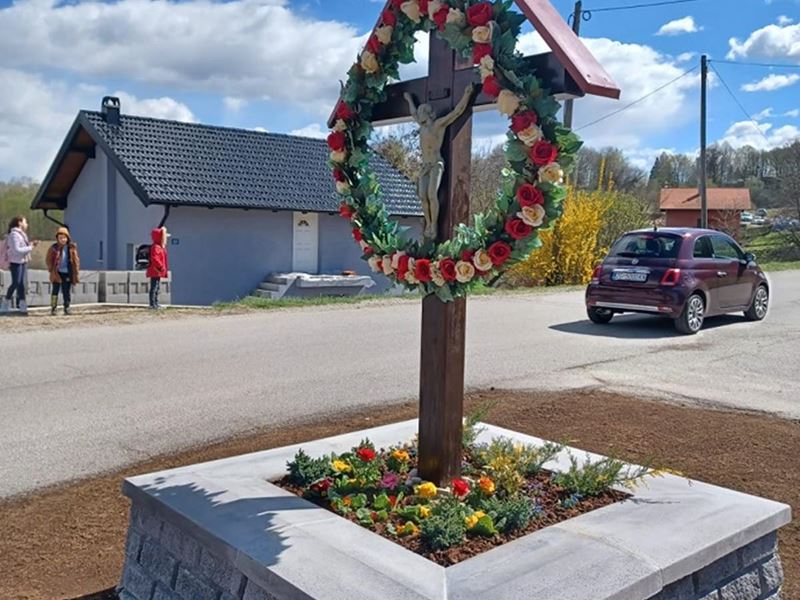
xmin=549 ymin=313 xmax=748 ymax=339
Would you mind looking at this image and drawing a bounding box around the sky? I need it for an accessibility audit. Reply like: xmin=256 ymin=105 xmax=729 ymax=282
xmin=0 ymin=0 xmax=798 ymax=180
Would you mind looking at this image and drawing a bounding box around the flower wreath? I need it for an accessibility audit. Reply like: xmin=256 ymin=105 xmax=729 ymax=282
xmin=329 ymin=0 xmax=582 ymax=301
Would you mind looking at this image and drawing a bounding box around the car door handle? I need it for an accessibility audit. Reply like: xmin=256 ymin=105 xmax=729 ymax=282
xmin=717 ymin=271 xmax=728 ymax=277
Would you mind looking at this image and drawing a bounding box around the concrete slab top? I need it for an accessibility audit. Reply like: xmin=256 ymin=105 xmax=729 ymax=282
xmin=123 ymin=420 xmax=791 ymax=600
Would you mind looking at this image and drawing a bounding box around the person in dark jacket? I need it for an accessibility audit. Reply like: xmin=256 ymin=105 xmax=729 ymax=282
xmin=146 ymin=227 xmax=169 ymax=309
xmin=45 ymin=227 xmax=81 ymax=315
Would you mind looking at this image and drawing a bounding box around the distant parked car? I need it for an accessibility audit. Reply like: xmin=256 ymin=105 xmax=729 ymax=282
xmin=752 ymin=216 xmax=767 ymax=226
xmin=756 ymin=208 xmax=768 ymax=217
xmin=585 ymin=228 xmax=770 ymax=335
xmin=740 ymin=211 xmax=754 ymax=223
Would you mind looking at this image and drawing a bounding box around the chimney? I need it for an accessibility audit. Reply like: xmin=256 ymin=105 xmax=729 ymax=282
xmin=101 ymin=96 xmax=121 ymax=126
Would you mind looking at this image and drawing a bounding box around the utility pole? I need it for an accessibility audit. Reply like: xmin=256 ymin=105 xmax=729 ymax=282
xmin=563 ymin=0 xmax=582 ymax=129
xmin=699 ymin=54 xmax=708 ymax=229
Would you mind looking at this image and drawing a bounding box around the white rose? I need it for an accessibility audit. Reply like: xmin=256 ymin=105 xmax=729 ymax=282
xmin=446 ymin=8 xmax=466 ymax=26
xmin=455 ymin=260 xmax=476 ymax=283
xmin=330 ymin=150 xmax=347 ymax=163
xmin=360 ymin=50 xmax=380 ymax=74
xmin=400 ymin=0 xmax=422 ymax=23
xmin=431 ymin=263 xmax=446 ymax=287
xmin=518 ymin=124 xmax=543 ymax=147
xmin=472 ymin=24 xmax=493 ymax=45
xmin=333 ymin=119 xmax=348 ymax=133
xmin=497 ymin=90 xmax=521 ymax=116
xmin=538 ymin=162 xmax=564 ymax=185
xmin=376 ymin=25 xmax=393 ymax=45
xmin=391 ymin=251 xmax=406 ymax=270
xmin=405 ymin=258 xmax=419 ymax=284
xmin=518 ymin=204 xmax=546 ymax=227
xmin=428 ymin=0 xmax=444 ymax=18
xmin=382 ymin=256 xmax=395 ymax=276
xmin=473 ymin=249 xmax=493 ymax=272
xmin=368 ymin=255 xmax=383 ymax=273
xmin=479 ymin=55 xmax=495 ymax=82
xmin=335 ymin=180 xmax=350 ymax=194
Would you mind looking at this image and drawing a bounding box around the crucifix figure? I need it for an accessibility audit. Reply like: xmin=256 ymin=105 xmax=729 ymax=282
xmin=404 ymin=84 xmax=476 ymax=240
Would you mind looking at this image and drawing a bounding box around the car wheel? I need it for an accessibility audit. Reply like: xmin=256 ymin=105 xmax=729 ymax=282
xmin=587 ymin=306 xmax=614 ymax=324
xmin=744 ymin=285 xmax=769 ymax=321
xmin=675 ymin=293 xmax=705 ymax=335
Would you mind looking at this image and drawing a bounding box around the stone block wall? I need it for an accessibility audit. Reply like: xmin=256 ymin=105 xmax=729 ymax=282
xmin=647 ymin=532 xmax=783 ymax=600
xmin=119 ymin=505 xmax=277 ymax=600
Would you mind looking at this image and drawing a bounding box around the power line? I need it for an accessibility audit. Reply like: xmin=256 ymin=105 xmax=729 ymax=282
xmin=710 ymin=59 xmax=800 ymax=70
xmin=708 ymin=62 xmax=772 ymax=145
xmin=574 ymin=65 xmax=699 ymax=132
xmin=583 ymin=0 xmax=703 ymax=14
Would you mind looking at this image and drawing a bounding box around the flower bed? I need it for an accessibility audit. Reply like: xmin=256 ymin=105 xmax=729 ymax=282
xmin=275 ymin=421 xmax=653 ymax=566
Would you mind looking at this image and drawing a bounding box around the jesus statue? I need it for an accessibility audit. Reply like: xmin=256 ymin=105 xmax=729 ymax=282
xmin=404 ymin=84 xmax=477 ymax=240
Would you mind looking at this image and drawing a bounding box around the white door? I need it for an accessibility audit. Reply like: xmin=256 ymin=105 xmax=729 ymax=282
xmin=292 ymin=212 xmax=319 ymax=273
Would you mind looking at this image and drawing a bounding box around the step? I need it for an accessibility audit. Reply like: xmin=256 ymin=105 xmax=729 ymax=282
xmin=267 ymin=275 xmax=292 ymax=285
xmin=258 ymin=282 xmax=283 ymax=292
xmin=251 ymin=289 xmax=280 ymax=300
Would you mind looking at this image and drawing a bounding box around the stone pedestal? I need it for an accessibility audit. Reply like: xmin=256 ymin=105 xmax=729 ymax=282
xmin=119 ymin=421 xmax=791 ymax=600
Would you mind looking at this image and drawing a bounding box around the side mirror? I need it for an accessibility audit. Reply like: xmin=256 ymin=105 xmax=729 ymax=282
xmin=743 ymin=252 xmax=756 ymax=264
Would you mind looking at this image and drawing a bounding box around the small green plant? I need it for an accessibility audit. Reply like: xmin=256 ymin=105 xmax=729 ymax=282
xmin=481 ymin=495 xmax=541 ymax=533
xmin=420 ymin=511 xmax=466 ymax=550
xmin=462 ymin=401 xmax=496 ymax=450
xmin=552 ymin=454 xmax=651 ymax=497
xmin=474 ymin=438 xmax=564 ymax=496
xmin=287 ymin=449 xmax=331 ymax=486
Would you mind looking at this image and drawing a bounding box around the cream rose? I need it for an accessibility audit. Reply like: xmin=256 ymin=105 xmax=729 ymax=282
xmin=330 ymin=150 xmax=347 ymax=163
xmin=400 ymin=0 xmax=422 ymax=23
xmin=428 ymin=0 xmax=444 ymax=18
xmin=391 ymin=251 xmax=406 ymax=270
xmin=382 ymin=256 xmax=395 ymax=276
xmin=455 ymin=260 xmax=476 ymax=283
xmin=368 ymin=255 xmax=383 ymax=273
xmin=360 ymin=51 xmax=380 ymax=74
xmin=497 ymin=90 xmax=521 ymax=116
xmin=473 ymin=249 xmax=493 ymax=272
xmin=446 ymin=8 xmax=466 ymax=26
xmin=538 ymin=162 xmax=564 ymax=185
xmin=376 ymin=25 xmax=393 ymax=45
xmin=335 ymin=180 xmax=350 ymax=194
xmin=472 ymin=23 xmax=493 ymax=45
xmin=518 ymin=204 xmax=546 ymax=227
xmin=333 ymin=119 xmax=348 ymax=133
xmin=479 ymin=55 xmax=495 ymax=81
xmin=430 ymin=263 xmax=446 ymax=287
xmin=405 ymin=258 xmax=419 ymax=284
xmin=518 ymin=124 xmax=543 ymax=147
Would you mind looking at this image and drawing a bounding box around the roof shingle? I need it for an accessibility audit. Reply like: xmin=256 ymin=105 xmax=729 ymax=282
xmin=659 ymin=188 xmax=753 ymax=211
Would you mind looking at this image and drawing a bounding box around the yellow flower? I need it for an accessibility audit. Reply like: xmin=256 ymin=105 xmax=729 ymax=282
xmin=478 ymin=476 xmax=496 ymax=495
xmin=497 ymin=90 xmax=521 ymax=116
xmin=455 ymin=260 xmax=475 ymax=283
xmin=360 ymin=50 xmax=380 ymax=74
xmin=416 ymin=482 xmax=438 ymax=499
xmin=465 ymin=511 xmax=485 ymax=529
xmin=398 ymin=521 xmax=419 ymax=536
xmin=392 ymin=449 xmax=410 ymax=462
xmin=400 ymin=0 xmax=422 ymax=23
xmin=473 ymin=249 xmax=493 ymax=272
xmin=342 ymin=496 xmax=352 ymax=506
xmin=419 ymin=505 xmax=431 ymax=519
xmin=375 ymin=25 xmax=393 ymax=45
xmin=332 ymin=459 xmax=351 ymax=473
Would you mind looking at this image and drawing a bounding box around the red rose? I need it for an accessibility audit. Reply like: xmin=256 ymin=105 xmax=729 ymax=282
xmin=310 ymin=478 xmax=332 ymax=495
xmin=382 ymin=8 xmax=397 ymax=27
xmin=505 ymin=219 xmax=533 ymax=240
xmin=332 ymin=168 xmax=346 ymax=183
xmin=363 ymin=246 xmax=374 ymax=256
xmin=451 ymin=478 xmax=470 ymax=497
xmin=472 ymin=43 xmax=492 ymax=65
xmin=335 ymin=102 xmax=356 ymax=121
xmin=511 ymin=110 xmax=538 ymax=133
xmin=482 ymin=75 xmax=501 ymax=98
xmin=327 ymin=131 xmax=346 ymax=152
xmin=488 ymin=241 xmax=512 ymax=266
xmin=438 ymin=258 xmax=457 ymax=282
xmin=339 ymin=202 xmax=355 ymax=219
xmin=352 ymin=228 xmax=363 ymax=242
xmin=432 ymin=6 xmax=449 ymax=30
xmin=356 ymin=447 xmax=376 ymax=462
xmin=396 ymin=254 xmax=411 ymax=280
xmin=419 ymin=0 xmax=429 ymax=13
xmin=530 ymin=140 xmax=558 ymax=166
xmin=367 ymin=35 xmax=381 ymax=55
xmin=466 ymin=2 xmax=493 ymax=26
xmin=415 ymin=258 xmax=432 ymax=282
xmin=390 ymin=0 xmax=403 ymax=7
xmin=460 ymin=250 xmax=474 ymax=262
xmin=516 ymin=183 xmax=544 ymax=208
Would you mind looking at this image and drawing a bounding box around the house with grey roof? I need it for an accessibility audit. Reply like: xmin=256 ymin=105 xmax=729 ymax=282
xmin=32 ymin=97 xmax=421 ymax=305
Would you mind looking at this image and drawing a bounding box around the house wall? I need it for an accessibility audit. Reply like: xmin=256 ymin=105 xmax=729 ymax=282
xmin=64 ymin=149 xmax=108 ymax=268
xmin=115 ymin=171 xmax=164 ymax=270
xmin=664 ymin=209 xmax=742 ymax=237
xmin=664 ymin=210 xmax=700 ymax=228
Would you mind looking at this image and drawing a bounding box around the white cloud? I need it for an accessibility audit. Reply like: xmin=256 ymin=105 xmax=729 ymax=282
xmin=112 ymin=91 xmax=195 ymax=122
xmin=778 ymin=15 xmax=794 ymax=25
xmin=0 ymin=0 xmax=365 ymax=116
xmin=289 ymin=123 xmax=327 ymax=139
xmin=676 ymin=52 xmax=697 ymax=62
xmin=656 ymin=16 xmax=702 ymax=36
xmin=741 ymin=73 xmax=800 ymax=92
xmin=720 ymin=120 xmax=800 ymax=150
xmin=784 ymin=109 xmax=800 ymax=117
xmin=223 ymin=97 xmax=247 ymax=112
xmin=753 ymin=107 xmax=774 ymax=120
xmin=728 ymin=23 xmax=800 ymax=61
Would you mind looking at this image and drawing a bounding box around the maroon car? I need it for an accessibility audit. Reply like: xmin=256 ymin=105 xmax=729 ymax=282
xmin=585 ymin=228 xmax=769 ymax=334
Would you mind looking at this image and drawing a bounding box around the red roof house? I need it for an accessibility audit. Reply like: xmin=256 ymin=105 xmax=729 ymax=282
xmin=659 ymin=188 xmax=753 ymax=235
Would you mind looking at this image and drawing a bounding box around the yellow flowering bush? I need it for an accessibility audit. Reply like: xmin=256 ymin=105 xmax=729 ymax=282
xmin=416 ymin=482 xmax=438 ymax=499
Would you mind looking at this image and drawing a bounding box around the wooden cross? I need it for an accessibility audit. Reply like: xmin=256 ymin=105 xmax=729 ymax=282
xmin=330 ymin=0 xmax=619 ymax=486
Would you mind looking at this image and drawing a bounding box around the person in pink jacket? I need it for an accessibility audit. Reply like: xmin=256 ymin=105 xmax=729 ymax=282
xmin=1 ymin=216 xmax=39 ymax=315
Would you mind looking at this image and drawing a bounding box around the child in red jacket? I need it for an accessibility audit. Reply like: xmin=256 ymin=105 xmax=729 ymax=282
xmin=146 ymin=227 xmax=169 ymax=309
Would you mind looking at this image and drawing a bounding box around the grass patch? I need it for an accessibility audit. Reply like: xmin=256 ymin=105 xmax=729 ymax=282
xmin=761 ymin=261 xmax=800 ymax=272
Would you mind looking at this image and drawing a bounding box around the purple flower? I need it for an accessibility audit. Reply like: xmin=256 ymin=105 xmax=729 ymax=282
xmin=379 ymin=471 xmax=400 ymax=489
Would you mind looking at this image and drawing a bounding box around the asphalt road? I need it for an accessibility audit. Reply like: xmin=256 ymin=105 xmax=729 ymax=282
xmin=1 ymin=271 xmax=798 ymax=498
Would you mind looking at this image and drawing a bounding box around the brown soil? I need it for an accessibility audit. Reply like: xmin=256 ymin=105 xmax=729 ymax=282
xmin=1 ymin=390 xmax=798 ymax=600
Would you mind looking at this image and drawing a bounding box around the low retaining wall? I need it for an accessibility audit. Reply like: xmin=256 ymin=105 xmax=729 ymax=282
xmin=0 ymin=269 xmax=171 ymax=306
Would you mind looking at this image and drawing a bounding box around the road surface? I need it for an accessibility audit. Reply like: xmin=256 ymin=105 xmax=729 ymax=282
xmin=1 ymin=270 xmax=798 ymax=498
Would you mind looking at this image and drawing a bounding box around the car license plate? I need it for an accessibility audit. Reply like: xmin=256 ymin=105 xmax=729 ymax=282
xmin=611 ymin=270 xmax=648 ymax=282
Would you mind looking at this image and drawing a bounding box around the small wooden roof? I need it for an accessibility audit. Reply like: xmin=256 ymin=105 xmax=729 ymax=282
xmin=660 ymin=188 xmax=754 ymax=211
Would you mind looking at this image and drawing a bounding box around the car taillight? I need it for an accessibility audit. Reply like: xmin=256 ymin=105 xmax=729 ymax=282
xmin=590 ymin=265 xmax=602 ymax=284
xmin=660 ymin=268 xmax=681 ymax=286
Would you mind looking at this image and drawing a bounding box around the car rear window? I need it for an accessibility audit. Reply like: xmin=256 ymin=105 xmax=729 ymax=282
xmin=609 ymin=233 xmax=682 ymax=259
